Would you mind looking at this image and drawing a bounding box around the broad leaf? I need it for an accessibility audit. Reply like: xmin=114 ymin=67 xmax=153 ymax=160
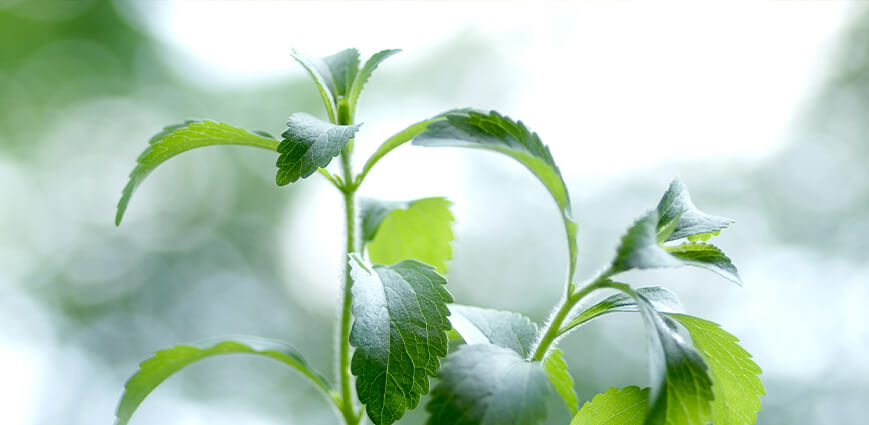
xmin=566 ymin=286 xmax=684 ymax=331
xmin=543 ymin=348 xmax=579 ymax=415
xmin=116 ymin=120 xmax=279 ymax=225
xmin=348 ymin=49 xmax=401 ymax=118
xmin=360 ymin=197 xmax=454 ymax=274
xmin=348 ymin=254 xmax=453 ymax=425
xmin=426 ymin=344 xmax=552 ymax=425
xmin=115 ymin=338 xmax=335 ymax=425
xmin=447 ymin=304 xmax=538 ymax=358
xmin=670 ymin=315 xmax=764 ymax=425
xmin=656 ymin=178 xmax=733 ymax=242
xmin=412 ymin=110 xmax=578 ymax=280
xmin=275 ymin=113 xmax=361 ymax=185
xmin=612 ymin=210 xmax=740 ymax=284
xmin=570 ymin=386 xmax=649 ymax=425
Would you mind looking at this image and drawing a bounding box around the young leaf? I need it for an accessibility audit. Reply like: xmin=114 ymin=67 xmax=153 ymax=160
xmin=115 ymin=338 xmax=336 ymax=425
xmin=426 ymin=343 xmax=552 ymax=425
xmin=566 ymin=286 xmax=685 ymax=332
xmin=348 ymin=49 xmax=401 ymax=118
xmin=116 ymin=120 xmax=279 ymax=225
xmin=656 ymin=178 xmax=733 ymax=242
xmin=360 ymin=197 xmax=455 ymax=274
xmin=318 ymin=48 xmax=360 ymax=99
xmin=665 ymin=242 xmax=739 ymax=283
xmin=447 ymin=304 xmax=539 ymax=358
xmin=669 ymin=314 xmax=764 ymax=425
xmin=275 ymin=113 xmax=361 ymax=185
xmin=348 ymin=254 xmax=453 ymax=425
xmin=543 ymin=348 xmax=579 ymax=415
xmin=570 ymin=386 xmax=650 ymax=425
xmin=412 ymin=110 xmax=578 ymax=280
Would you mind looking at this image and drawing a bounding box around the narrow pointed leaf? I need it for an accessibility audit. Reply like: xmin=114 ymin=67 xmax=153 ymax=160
xmin=669 ymin=315 xmax=764 ymax=425
xmin=665 ymin=242 xmax=739 ymax=283
xmin=543 ymin=348 xmax=579 ymax=415
xmin=656 ymin=178 xmax=733 ymax=242
xmin=570 ymin=386 xmax=650 ymax=425
xmin=412 ymin=110 xmax=578 ymax=280
xmin=290 ymin=51 xmax=338 ymax=122
xmin=447 ymin=304 xmax=538 ymax=358
xmin=348 ymin=49 xmax=401 ymax=116
xmin=348 ymin=254 xmax=453 ymax=425
xmin=115 ymin=338 xmax=335 ymax=425
xmin=426 ymin=344 xmax=552 ymax=425
xmin=360 ymin=197 xmax=454 ymax=274
xmin=275 ymin=113 xmax=361 ymax=185
xmin=566 ymin=286 xmax=684 ymax=331
xmin=116 ymin=120 xmax=279 ymax=225
xmin=319 ymin=48 xmax=360 ymax=98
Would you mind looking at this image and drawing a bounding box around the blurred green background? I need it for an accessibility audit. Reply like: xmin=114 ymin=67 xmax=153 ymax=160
xmin=1 ymin=1 xmax=867 ymax=424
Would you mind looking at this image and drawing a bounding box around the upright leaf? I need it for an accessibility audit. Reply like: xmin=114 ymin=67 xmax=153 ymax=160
xmin=318 ymin=48 xmax=360 ymax=98
xmin=543 ymin=348 xmax=580 ymax=415
xmin=348 ymin=254 xmax=453 ymax=425
xmin=115 ymin=338 xmax=335 ymax=425
xmin=412 ymin=110 xmax=578 ymax=280
xmin=570 ymin=386 xmax=650 ymax=425
xmin=665 ymin=242 xmax=739 ymax=283
xmin=360 ymin=197 xmax=455 ymax=273
xmin=656 ymin=178 xmax=733 ymax=242
xmin=348 ymin=49 xmax=401 ymax=117
xmin=447 ymin=304 xmax=538 ymax=357
xmin=275 ymin=113 xmax=361 ymax=185
xmin=670 ymin=315 xmax=764 ymax=425
xmin=566 ymin=286 xmax=684 ymax=331
xmin=426 ymin=344 xmax=552 ymax=425
xmin=116 ymin=120 xmax=279 ymax=225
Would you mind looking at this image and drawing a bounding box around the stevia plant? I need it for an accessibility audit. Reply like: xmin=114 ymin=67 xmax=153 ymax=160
xmin=113 ymin=48 xmax=765 ymax=425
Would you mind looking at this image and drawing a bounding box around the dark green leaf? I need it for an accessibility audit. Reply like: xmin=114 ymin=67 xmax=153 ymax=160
xmin=348 ymin=49 xmax=401 ymax=117
xmin=426 ymin=344 xmax=552 ymax=425
xmin=115 ymin=338 xmax=335 ymax=425
xmin=348 ymin=254 xmax=453 ymax=425
xmin=570 ymin=386 xmax=649 ymax=425
xmin=669 ymin=315 xmax=764 ymax=425
xmin=116 ymin=120 xmax=279 ymax=225
xmin=275 ymin=113 xmax=361 ymax=185
xmin=665 ymin=242 xmax=739 ymax=283
xmin=566 ymin=286 xmax=684 ymax=331
xmin=656 ymin=178 xmax=733 ymax=242
xmin=543 ymin=348 xmax=579 ymax=415
xmin=360 ymin=197 xmax=454 ymax=274
xmin=447 ymin=304 xmax=538 ymax=358
xmin=412 ymin=110 xmax=578 ymax=280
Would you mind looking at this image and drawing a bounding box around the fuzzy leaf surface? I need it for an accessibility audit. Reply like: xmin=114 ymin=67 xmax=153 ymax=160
xmin=275 ymin=113 xmax=360 ymax=185
xmin=115 ymin=338 xmax=333 ymax=425
xmin=544 ymin=348 xmax=579 ymax=415
xmin=348 ymin=255 xmax=453 ymax=425
xmin=360 ymin=197 xmax=454 ymax=274
xmin=426 ymin=344 xmax=552 ymax=425
xmin=570 ymin=386 xmax=649 ymax=425
xmin=116 ymin=120 xmax=279 ymax=225
xmin=656 ymin=178 xmax=733 ymax=242
xmin=447 ymin=304 xmax=538 ymax=357
xmin=665 ymin=242 xmax=739 ymax=283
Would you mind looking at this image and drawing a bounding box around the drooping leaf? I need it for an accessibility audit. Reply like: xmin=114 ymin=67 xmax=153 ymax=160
xmin=115 ymin=338 xmax=336 ymax=425
xmin=669 ymin=314 xmax=764 ymax=425
xmin=348 ymin=254 xmax=453 ymax=425
xmin=543 ymin=348 xmax=579 ymax=415
xmin=116 ymin=120 xmax=279 ymax=225
xmin=426 ymin=343 xmax=552 ymax=425
xmin=665 ymin=242 xmax=739 ymax=283
xmin=412 ymin=109 xmax=579 ymax=280
xmin=447 ymin=304 xmax=538 ymax=358
xmin=360 ymin=197 xmax=455 ymax=273
xmin=348 ymin=49 xmax=401 ymax=117
xmin=656 ymin=178 xmax=733 ymax=242
xmin=275 ymin=112 xmax=361 ymax=185
xmin=566 ymin=286 xmax=685 ymax=331
xmin=570 ymin=386 xmax=650 ymax=425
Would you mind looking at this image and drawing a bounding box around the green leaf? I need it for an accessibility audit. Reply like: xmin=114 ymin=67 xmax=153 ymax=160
xmin=656 ymin=178 xmax=733 ymax=242
xmin=348 ymin=254 xmax=454 ymax=425
xmin=361 ymin=197 xmax=455 ymax=274
xmin=447 ymin=304 xmax=538 ymax=358
xmin=318 ymin=48 xmax=360 ymax=98
xmin=426 ymin=343 xmax=552 ymax=425
xmin=543 ymin=348 xmax=579 ymax=415
xmin=290 ymin=50 xmax=339 ymax=123
xmin=612 ymin=211 xmax=740 ymax=284
xmin=412 ymin=109 xmax=579 ymax=280
xmin=115 ymin=338 xmax=336 ymax=425
xmin=566 ymin=286 xmax=684 ymax=331
xmin=348 ymin=49 xmax=401 ymax=118
xmin=669 ymin=315 xmax=764 ymax=425
xmin=116 ymin=120 xmax=279 ymax=226
xmin=275 ymin=112 xmax=361 ymax=185
xmin=570 ymin=386 xmax=649 ymax=425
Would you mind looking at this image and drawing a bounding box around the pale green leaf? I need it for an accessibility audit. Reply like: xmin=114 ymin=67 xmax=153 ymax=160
xmin=115 ymin=338 xmax=335 ymax=425
xmin=348 ymin=254 xmax=453 ymax=425
xmin=318 ymin=48 xmax=360 ymax=98
xmin=544 ymin=348 xmax=579 ymax=415
xmin=570 ymin=386 xmax=649 ymax=425
xmin=426 ymin=343 xmax=552 ymax=425
xmin=412 ymin=109 xmax=578 ymax=280
xmin=116 ymin=120 xmax=279 ymax=225
xmin=290 ymin=50 xmax=338 ymax=122
xmin=362 ymin=197 xmax=454 ymax=274
xmin=565 ymin=286 xmax=684 ymax=332
xmin=447 ymin=304 xmax=538 ymax=358
xmin=670 ymin=315 xmax=764 ymax=425
xmin=348 ymin=49 xmax=401 ymax=118
xmin=665 ymin=242 xmax=739 ymax=283
xmin=275 ymin=112 xmax=361 ymax=185
xmin=656 ymin=178 xmax=733 ymax=242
